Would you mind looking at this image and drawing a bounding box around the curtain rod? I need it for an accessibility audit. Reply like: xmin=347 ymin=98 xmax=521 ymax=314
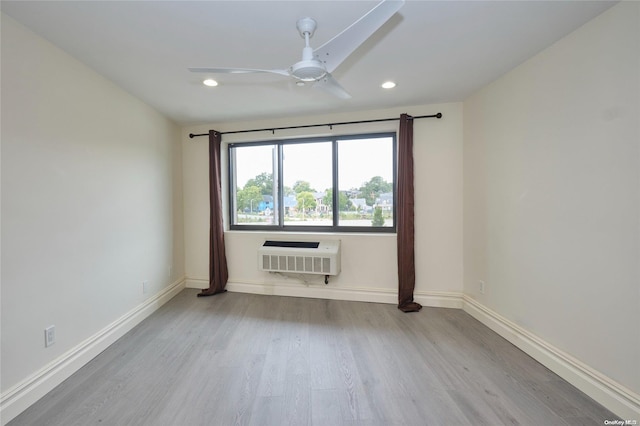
xmin=188 ymin=112 xmax=442 ymax=139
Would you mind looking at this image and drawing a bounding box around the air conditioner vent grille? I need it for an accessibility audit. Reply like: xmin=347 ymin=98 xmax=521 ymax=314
xmin=258 ymin=240 xmax=340 ymax=276
xmin=261 ymin=254 xmax=333 ymax=273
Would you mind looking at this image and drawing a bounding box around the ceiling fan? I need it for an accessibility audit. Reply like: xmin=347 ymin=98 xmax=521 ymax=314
xmin=188 ymin=0 xmax=404 ymax=99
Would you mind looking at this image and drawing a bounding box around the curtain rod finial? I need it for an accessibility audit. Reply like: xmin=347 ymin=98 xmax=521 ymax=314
xmin=189 ymin=133 xmax=195 ymax=138
xmin=436 ymin=113 xmax=442 ymax=119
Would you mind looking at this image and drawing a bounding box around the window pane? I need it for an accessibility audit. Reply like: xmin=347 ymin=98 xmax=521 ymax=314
xmin=229 ymin=133 xmax=395 ymax=232
xmin=282 ymin=142 xmax=332 ymax=227
xmin=231 ymin=144 xmax=278 ymax=226
xmin=338 ymin=137 xmax=394 ymax=227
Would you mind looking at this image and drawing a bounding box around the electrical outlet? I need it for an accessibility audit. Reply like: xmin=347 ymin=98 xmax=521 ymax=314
xmin=142 ymin=281 xmax=149 ymax=294
xmin=479 ymin=280 xmax=485 ymax=294
xmin=45 ymin=325 xmax=55 ymax=347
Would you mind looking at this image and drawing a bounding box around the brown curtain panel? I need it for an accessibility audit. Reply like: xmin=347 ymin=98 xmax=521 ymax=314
xmin=397 ymin=114 xmax=422 ymax=312
xmin=198 ymin=130 xmax=229 ymax=297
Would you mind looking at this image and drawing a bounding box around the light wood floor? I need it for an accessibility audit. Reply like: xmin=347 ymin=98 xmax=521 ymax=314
xmin=9 ymin=289 xmax=618 ymax=426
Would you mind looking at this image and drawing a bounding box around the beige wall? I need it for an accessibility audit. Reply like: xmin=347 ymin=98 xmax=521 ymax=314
xmin=182 ymin=102 xmax=463 ymax=305
xmin=1 ymin=12 xmax=184 ymax=396
xmin=463 ymin=1 xmax=639 ymax=396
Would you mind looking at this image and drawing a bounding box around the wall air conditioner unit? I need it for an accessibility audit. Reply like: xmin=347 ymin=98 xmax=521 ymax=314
xmin=258 ymin=240 xmax=341 ymax=280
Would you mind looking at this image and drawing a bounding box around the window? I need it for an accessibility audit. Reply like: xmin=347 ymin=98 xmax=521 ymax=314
xmin=229 ymin=133 xmax=396 ymax=232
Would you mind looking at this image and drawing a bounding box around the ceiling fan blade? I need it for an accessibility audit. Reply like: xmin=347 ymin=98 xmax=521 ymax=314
xmin=188 ymin=67 xmax=290 ymax=77
xmin=313 ymin=0 xmax=404 ymax=73
xmin=313 ymin=74 xmax=351 ymax=99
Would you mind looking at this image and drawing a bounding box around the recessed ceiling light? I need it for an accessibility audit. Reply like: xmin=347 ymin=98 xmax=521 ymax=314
xmin=381 ymin=81 xmax=396 ymax=89
xmin=203 ymin=79 xmax=218 ymax=87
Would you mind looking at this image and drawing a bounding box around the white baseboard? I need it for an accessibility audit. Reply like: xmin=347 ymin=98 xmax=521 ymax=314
xmin=0 ymin=278 xmax=186 ymax=426
xmin=463 ymin=295 xmax=640 ymax=420
xmin=185 ymin=277 xmax=463 ymax=308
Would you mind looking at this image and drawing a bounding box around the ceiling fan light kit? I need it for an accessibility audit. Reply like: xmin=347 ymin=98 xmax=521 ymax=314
xmin=188 ymin=0 xmax=405 ymax=99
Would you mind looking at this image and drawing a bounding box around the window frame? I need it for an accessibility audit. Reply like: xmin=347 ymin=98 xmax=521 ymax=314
xmin=228 ymin=132 xmax=397 ymax=233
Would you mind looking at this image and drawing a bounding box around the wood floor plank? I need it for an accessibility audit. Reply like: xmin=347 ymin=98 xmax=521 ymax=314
xmin=249 ymin=395 xmax=285 ymax=426
xmin=311 ymin=389 xmax=343 ymax=425
xmin=448 ymin=389 xmax=507 ymax=425
xmin=283 ymin=373 xmax=311 ymax=426
xmin=8 ymin=290 xmax=620 ymax=426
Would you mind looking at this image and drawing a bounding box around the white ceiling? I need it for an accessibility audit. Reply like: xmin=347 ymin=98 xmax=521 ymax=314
xmin=2 ymin=0 xmax=616 ymax=125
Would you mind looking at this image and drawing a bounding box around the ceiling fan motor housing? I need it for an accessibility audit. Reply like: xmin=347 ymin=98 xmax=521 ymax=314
xmin=290 ymin=60 xmax=327 ymax=81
